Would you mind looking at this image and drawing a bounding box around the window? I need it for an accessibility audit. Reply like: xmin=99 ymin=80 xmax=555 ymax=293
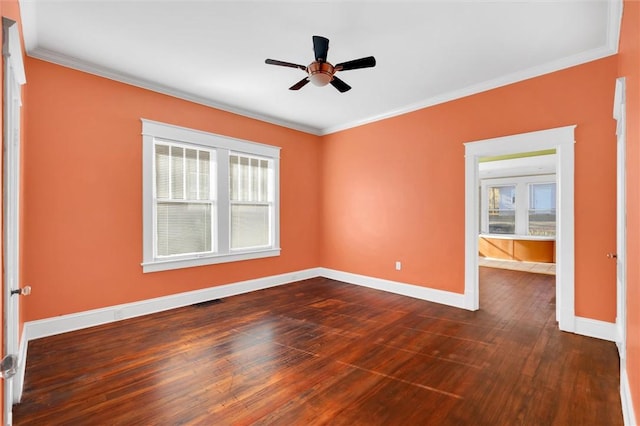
xmin=481 ymin=176 xmax=555 ymax=237
xmin=487 ymin=185 xmax=516 ymax=234
xmin=230 ymin=154 xmax=273 ymax=250
xmin=142 ymin=120 xmax=280 ymax=272
xmin=155 ymin=143 xmax=215 ymax=257
xmin=528 ymin=183 xmax=556 ymax=236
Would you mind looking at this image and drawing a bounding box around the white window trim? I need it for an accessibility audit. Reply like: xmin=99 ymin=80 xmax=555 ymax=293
xmin=141 ymin=119 xmax=281 ymax=273
xmin=480 ymin=174 xmax=556 ymax=237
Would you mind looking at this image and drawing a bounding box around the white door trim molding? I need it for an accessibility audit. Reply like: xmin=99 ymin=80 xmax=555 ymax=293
xmin=613 ymin=77 xmax=634 ymax=426
xmin=2 ymin=16 xmax=26 ymax=424
xmin=621 ymin=364 xmax=637 ymax=426
xmin=613 ymin=77 xmax=627 ymax=356
xmin=464 ymin=126 xmax=576 ymax=332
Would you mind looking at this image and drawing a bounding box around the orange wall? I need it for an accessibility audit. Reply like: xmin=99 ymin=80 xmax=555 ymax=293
xmin=22 ymin=58 xmax=322 ymax=320
xmin=20 ymin=6 xmax=623 ymax=335
xmin=321 ymin=56 xmax=619 ymax=322
xmin=619 ymin=0 xmax=640 ymax=419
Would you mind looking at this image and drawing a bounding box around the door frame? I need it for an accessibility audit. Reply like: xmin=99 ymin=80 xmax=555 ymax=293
xmin=613 ymin=77 xmax=627 ymax=356
xmin=463 ymin=126 xmax=576 ymax=332
xmin=2 ymin=17 xmax=26 ymax=425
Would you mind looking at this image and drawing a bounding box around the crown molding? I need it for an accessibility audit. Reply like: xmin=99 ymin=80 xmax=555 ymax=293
xmin=321 ymin=46 xmax=617 ymax=135
xmin=27 ymin=47 xmax=324 ymax=136
xmin=607 ymin=0 xmax=623 ymax=54
xmin=23 ymin=0 xmax=622 ymax=137
xmin=320 ymin=0 xmax=623 ymax=135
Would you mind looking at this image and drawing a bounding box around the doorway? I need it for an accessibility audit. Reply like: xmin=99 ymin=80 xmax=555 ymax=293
xmin=463 ymin=126 xmax=576 ymax=333
xmin=477 ymin=152 xmax=557 ymax=275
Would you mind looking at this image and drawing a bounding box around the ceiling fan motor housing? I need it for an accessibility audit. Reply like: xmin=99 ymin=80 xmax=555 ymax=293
xmin=308 ymin=61 xmax=334 ymax=86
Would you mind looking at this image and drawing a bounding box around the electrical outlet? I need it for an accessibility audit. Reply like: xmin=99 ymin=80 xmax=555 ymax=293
xmin=395 ymin=261 xmax=402 ymax=271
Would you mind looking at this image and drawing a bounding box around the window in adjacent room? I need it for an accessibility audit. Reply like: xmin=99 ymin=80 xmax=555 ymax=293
xmin=528 ymin=183 xmax=556 ymax=237
xmin=142 ymin=119 xmax=280 ymax=273
xmin=487 ymin=185 xmax=516 ymax=234
xmin=480 ymin=176 xmax=556 ymax=237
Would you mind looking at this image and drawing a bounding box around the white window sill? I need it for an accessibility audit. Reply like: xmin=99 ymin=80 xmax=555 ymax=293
xmin=141 ymin=248 xmax=281 ymax=273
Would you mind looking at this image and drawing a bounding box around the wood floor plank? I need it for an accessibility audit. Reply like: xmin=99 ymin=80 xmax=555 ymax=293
xmin=13 ymin=270 xmax=623 ymax=425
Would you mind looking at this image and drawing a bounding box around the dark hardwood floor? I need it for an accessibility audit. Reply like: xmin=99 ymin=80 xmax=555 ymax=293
xmin=14 ymin=268 xmax=623 ymax=425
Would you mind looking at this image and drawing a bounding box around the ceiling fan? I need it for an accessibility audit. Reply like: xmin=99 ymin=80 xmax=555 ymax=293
xmin=265 ymin=35 xmax=376 ymax=93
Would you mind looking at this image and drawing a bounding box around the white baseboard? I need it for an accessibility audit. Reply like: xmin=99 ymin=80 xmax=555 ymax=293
xmin=16 ymin=266 xmax=463 ymax=403
xmin=574 ymin=316 xmax=617 ymax=342
xmin=23 ymin=267 xmax=466 ymax=344
xmin=318 ymin=268 xmax=466 ymax=309
xmin=16 ymin=268 xmax=322 ymax=402
xmin=621 ymin=363 xmax=637 ymax=426
xmin=21 ymin=268 xmax=615 ymax=345
xmin=24 ymin=267 xmax=321 ymax=342
xmin=319 ymin=268 xmax=617 ymax=343
xmin=17 ymin=267 xmax=620 ymax=407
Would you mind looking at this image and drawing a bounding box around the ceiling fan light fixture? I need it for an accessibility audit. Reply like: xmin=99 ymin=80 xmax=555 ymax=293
xmin=309 ymin=73 xmax=332 ymax=87
xmin=265 ymin=36 xmax=375 ymax=93
xmin=308 ymin=61 xmax=334 ymax=87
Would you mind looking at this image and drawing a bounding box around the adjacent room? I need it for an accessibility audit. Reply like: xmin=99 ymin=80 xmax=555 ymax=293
xmin=478 ymin=150 xmax=557 ymax=275
xmin=0 ymin=0 xmax=638 ymax=425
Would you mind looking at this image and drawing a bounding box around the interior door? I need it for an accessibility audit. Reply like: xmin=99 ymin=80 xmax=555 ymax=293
xmin=613 ymin=77 xmax=627 ymax=357
xmin=2 ymin=17 xmax=26 ymax=426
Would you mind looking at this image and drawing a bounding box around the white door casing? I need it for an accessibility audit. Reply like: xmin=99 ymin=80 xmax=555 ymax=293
xmin=464 ymin=126 xmax=576 ymax=332
xmin=2 ymin=17 xmax=26 ymax=426
xmin=613 ymin=77 xmax=627 ymax=358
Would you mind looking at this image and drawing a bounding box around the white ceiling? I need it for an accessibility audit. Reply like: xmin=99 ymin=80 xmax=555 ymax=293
xmin=19 ymin=0 xmax=621 ymax=135
xmin=479 ymin=154 xmax=556 ymax=179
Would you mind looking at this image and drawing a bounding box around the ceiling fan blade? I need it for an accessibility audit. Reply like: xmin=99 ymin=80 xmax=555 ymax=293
xmin=312 ymin=35 xmax=329 ymax=62
xmin=335 ymin=56 xmax=376 ymax=71
xmin=265 ymin=59 xmax=307 ymax=71
xmin=330 ymin=76 xmax=351 ymax=93
xmin=289 ymin=77 xmax=310 ymax=90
